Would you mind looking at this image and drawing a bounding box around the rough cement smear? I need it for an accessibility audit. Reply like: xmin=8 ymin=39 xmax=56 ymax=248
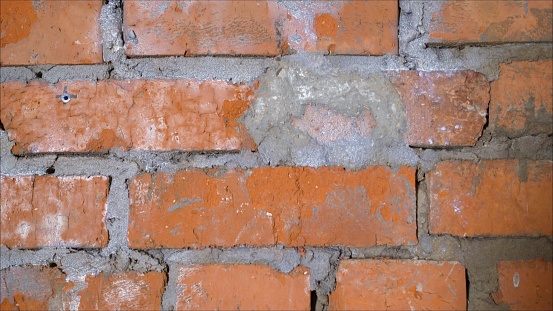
xmin=242 ymin=61 xmax=419 ymax=169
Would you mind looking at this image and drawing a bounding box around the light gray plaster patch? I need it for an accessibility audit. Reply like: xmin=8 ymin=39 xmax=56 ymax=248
xmin=242 ymin=62 xmax=418 ymax=169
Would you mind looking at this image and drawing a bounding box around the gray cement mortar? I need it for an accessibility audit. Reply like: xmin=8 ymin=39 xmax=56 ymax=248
xmin=1 ymin=0 xmax=552 ymax=310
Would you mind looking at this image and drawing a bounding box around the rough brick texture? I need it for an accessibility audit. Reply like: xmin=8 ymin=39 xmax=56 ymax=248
xmin=429 ymin=1 xmax=553 ymax=45
xmin=490 ymin=60 xmax=553 ymax=137
xmin=124 ymin=1 xmax=397 ymax=56
xmin=128 ymin=166 xmax=416 ymax=248
xmin=74 ymin=272 xmax=166 ymax=311
xmin=0 ymin=0 xmax=102 ymax=65
xmin=330 ymin=260 xmax=466 ymax=310
xmin=0 ymin=175 xmax=109 ymax=248
xmin=174 ymin=265 xmax=310 ymax=310
xmin=390 ymin=71 xmax=490 ymax=147
xmin=0 ymin=80 xmax=256 ymax=154
xmin=428 ymin=160 xmax=553 ymax=237
xmin=0 ymin=266 xmax=69 ymax=310
xmin=492 ymin=259 xmax=553 ymax=311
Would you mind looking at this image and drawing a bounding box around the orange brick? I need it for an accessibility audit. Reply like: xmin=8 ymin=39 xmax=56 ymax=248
xmin=174 ymin=265 xmax=310 ymax=310
xmin=0 ymin=0 xmax=102 ymax=65
xmin=0 ymin=175 xmax=109 ymax=248
xmin=75 ymin=272 xmax=166 ymax=311
xmin=128 ymin=166 xmax=416 ymax=248
xmin=492 ymin=259 xmax=553 ymax=311
xmin=1 ymin=266 xmax=69 ymax=310
xmin=429 ymin=1 xmax=552 ymax=45
xmin=330 ymin=260 xmax=466 ymax=311
xmin=287 ymin=1 xmax=398 ymax=55
xmin=490 ymin=60 xmax=553 ymax=137
xmin=389 ymin=71 xmax=489 ymax=147
xmin=428 ymin=160 xmax=553 ymax=237
xmin=0 ymin=80 xmax=256 ymax=154
xmin=124 ymin=1 xmax=397 ymax=56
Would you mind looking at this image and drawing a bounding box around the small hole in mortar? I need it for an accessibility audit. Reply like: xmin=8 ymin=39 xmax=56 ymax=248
xmin=46 ymin=167 xmax=55 ymax=174
xmin=36 ymin=71 xmax=43 ymax=78
xmin=49 ymin=262 xmax=57 ymax=268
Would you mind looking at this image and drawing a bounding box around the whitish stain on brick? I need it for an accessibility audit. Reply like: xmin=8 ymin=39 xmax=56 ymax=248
xmin=103 ymin=278 xmax=148 ymax=309
xmin=41 ymin=213 xmax=68 ymax=245
xmin=292 ymin=106 xmax=376 ymax=145
xmin=15 ymin=221 xmax=31 ymax=240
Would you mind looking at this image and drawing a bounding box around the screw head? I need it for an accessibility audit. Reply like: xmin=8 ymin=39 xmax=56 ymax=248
xmin=61 ymin=94 xmax=71 ymax=103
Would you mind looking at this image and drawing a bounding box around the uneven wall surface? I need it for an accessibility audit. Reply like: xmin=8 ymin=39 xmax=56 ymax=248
xmin=1 ymin=0 xmax=552 ymax=310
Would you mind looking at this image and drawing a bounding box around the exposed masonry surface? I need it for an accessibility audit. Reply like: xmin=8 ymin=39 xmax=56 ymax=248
xmin=0 ymin=0 xmax=552 ymax=310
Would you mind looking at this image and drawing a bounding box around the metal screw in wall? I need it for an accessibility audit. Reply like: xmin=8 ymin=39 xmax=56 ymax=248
xmin=56 ymin=86 xmax=77 ymax=104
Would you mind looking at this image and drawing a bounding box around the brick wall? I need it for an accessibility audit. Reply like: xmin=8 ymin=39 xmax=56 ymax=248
xmin=1 ymin=1 xmax=551 ymax=310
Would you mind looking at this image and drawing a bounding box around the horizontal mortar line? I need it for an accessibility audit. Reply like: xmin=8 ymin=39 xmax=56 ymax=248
xmin=426 ymin=42 xmax=553 ymax=49
xmin=3 ymin=241 xmax=550 ymax=269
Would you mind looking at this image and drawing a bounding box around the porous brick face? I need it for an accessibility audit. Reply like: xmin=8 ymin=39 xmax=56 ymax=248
xmin=174 ymin=265 xmax=310 ymax=310
xmin=490 ymin=60 xmax=553 ymax=137
xmin=0 ymin=175 xmax=109 ymax=248
xmin=428 ymin=160 xmax=553 ymax=237
xmin=0 ymin=0 xmax=103 ymax=65
xmin=74 ymin=272 xmax=166 ymax=311
xmin=0 ymin=267 xmax=166 ymax=311
xmin=492 ymin=259 xmax=553 ymax=311
xmin=389 ymin=70 xmax=490 ymax=147
xmin=128 ymin=166 xmax=416 ymax=248
xmin=0 ymin=266 xmax=69 ymax=310
xmin=329 ymin=260 xmax=466 ymax=310
xmin=429 ymin=1 xmax=553 ymax=45
xmin=123 ymin=1 xmax=397 ymax=56
xmin=0 ymin=80 xmax=256 ymax=154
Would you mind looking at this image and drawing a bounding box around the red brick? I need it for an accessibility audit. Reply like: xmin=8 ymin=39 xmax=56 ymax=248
xmin=429 ymin=1 xmax=552 ymax=45
xmin=0 ymin=175 xmax=109 ymax=248
xmin=0 ymin=0 xmax=102 ymax=65
xmin=174 ymin=265 xmax=310 ymax=310
xmin=389 ymin=71 xmax=490 ymax=147
xmin=490 ymin=60 xmax=553 ymax=137
xmin=288 ymin=1 xmax=398 ymax=55
xmin=128 ymin=166 xmax=416 ymax=248
xmin=74 ymin=272 xmax=166 ymax=311
xmin=1 ymin=266 xmax=69 ymax=310
xmin=330 ymin=260 xmax=466 ymax=311
xmin=0 ymin=80 xmax=256 ymax=154
xmin=123 ymin=1 xmax=397 ymax=56
xmin=492 ymin=259 xmax=553 ymax=311
xmin=428 ymin=160 xmax=553 ymax=237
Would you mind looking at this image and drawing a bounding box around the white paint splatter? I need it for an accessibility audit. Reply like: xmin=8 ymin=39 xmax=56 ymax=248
xmin=513 ymin=272 xmax=520 ymax=288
